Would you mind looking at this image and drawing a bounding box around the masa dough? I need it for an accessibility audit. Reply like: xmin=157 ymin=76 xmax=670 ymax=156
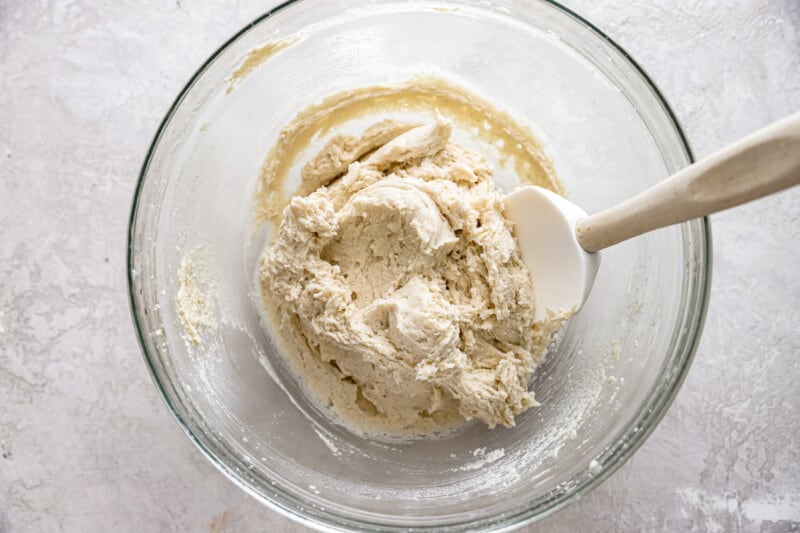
xmin=259 ymin=114 xmax=564 ymax=434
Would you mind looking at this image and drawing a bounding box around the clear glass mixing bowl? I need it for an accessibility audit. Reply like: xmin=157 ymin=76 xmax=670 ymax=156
xmin=127 ymin=1 xmax=710 ymax=530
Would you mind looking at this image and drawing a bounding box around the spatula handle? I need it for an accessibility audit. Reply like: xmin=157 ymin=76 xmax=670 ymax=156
xmin=576 ymin=112 xmax=800 ymax=253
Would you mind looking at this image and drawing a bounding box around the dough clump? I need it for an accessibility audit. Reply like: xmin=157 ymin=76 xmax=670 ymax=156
xmin=260 ymin=117 xmax=557 ymax=433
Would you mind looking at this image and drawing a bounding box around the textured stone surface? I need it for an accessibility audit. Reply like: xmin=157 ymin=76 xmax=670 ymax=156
xmin=0 ymin=1 xmax=798 ymax=531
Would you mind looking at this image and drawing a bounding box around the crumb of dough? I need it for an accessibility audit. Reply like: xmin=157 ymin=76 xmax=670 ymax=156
xmin=259 ymin=115 xmax=567 ymax=434
xmin=177 ymin=247 xmax=217 ymax=345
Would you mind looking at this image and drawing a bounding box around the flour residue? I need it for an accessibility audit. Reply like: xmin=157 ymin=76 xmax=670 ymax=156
xmin=455 ymin=447 xmax=507 ymax=472
xmin=176 ymin=246 xmax=217 ymax=345
xmin=312 ymin=427 xmax=341 ymax=456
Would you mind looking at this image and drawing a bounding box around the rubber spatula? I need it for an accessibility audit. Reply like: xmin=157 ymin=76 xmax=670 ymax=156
xmin=504 ymin=112 xmax=800 ymax=321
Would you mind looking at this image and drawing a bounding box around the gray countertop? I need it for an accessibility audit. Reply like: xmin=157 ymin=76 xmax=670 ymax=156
xmin=1 ymin=1 xmax=798 ymax=531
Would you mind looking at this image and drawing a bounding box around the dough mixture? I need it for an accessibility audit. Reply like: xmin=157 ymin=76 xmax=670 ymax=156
xmin=259 ymin=93 xmax=565 ymax=434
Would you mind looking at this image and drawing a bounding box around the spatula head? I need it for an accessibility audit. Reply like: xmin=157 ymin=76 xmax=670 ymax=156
xmin=504 ymin=186 xmax=601 ymax=321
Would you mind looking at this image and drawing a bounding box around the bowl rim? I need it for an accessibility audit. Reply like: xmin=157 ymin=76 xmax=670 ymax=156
xmin=126 ymin=1 xmax=711 ymax=530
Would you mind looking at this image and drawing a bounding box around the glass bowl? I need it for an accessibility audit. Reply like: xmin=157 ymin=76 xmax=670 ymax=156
xmin=127 ymin=0 xmax=710 ymax=530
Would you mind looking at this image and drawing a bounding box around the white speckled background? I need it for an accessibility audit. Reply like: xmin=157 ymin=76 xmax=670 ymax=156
xmin=1 ymin=1 xmax=798 ymax=531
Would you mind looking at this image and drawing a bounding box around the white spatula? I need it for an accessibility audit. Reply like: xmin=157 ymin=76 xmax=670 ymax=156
xmin=504 ymin=112 xmax=800 ymax=321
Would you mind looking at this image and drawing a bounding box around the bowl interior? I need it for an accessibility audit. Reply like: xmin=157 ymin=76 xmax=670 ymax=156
xmin=129 ymin=1 xmax=707 ymax=530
